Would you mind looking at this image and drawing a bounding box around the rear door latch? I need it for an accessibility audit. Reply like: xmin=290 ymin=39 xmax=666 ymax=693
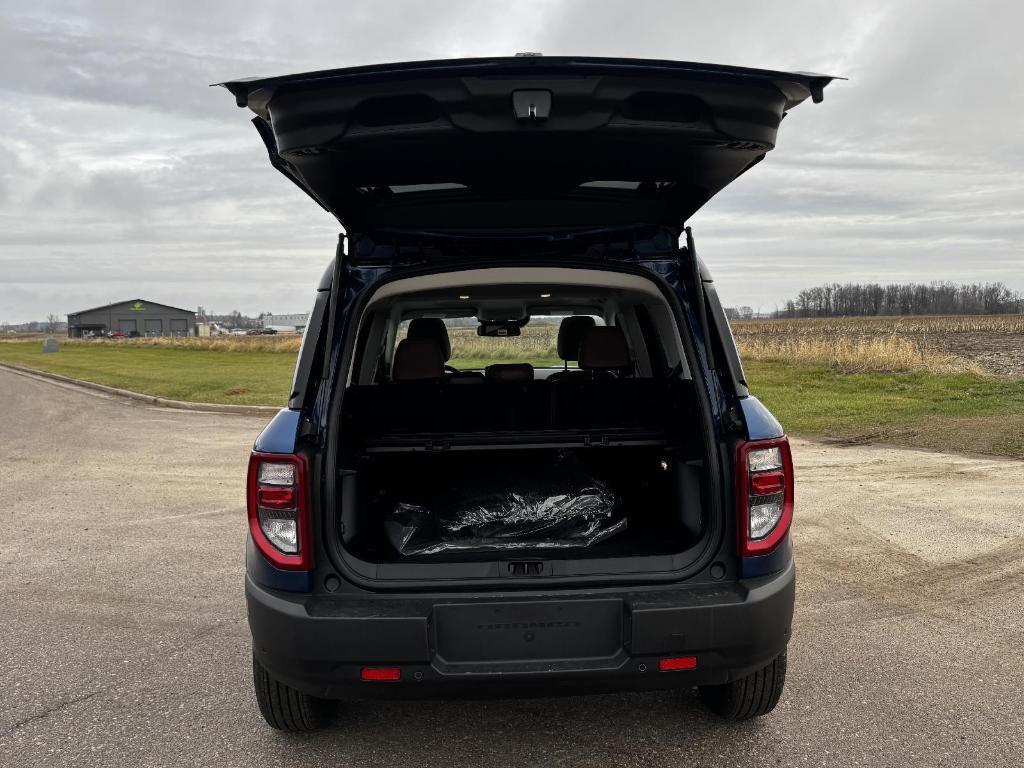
xmin=512 ymin=90 xmax=552 ymax=120
xmin=505 ymin=560 xmax=546 ymax=576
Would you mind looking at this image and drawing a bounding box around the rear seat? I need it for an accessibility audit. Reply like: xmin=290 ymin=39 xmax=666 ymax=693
xmin=405 ymin=318 xmax=484 ymax=383
xmin=548 ymin=316 xmax=595 ymax=381
xmin=349 ymin=325 xmax=668 ymax=436
xmin=347 ymin=378 xmax=674 ymax=436
xmin=577 ymin=326 xmax=633 ymax=377
xmin=392 ymin=338 xmax=445 ymax=381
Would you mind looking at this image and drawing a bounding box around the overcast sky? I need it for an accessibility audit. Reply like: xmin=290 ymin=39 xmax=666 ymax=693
xmin=1 ymin=0 xmax=1021 ymax=322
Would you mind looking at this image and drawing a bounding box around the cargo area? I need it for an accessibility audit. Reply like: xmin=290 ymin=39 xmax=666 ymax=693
xmin=343 ymin=444 xmax=704 ymax=563
xmin=327 ymin=268 xmax=719 ymax=580
xmin=334 ymin=377 xmax=711 ymax=572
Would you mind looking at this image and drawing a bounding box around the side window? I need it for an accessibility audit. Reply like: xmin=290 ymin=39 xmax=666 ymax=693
xmin=289 ymin=290 xmax=330 ymax=408
xmin=702 ymin=283 xmax=748 ymax=396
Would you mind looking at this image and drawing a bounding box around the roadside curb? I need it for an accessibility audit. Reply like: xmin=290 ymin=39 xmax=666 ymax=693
xmin=0 ymin=362 xmax=280 ymax=417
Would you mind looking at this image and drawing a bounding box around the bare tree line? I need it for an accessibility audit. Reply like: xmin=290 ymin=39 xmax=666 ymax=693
xmin=776 ymin=282 xmax=1023 ymax=318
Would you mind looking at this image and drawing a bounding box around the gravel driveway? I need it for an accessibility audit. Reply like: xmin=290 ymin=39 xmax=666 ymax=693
xmin=1 ymin=367 xmax=1021 ymax=767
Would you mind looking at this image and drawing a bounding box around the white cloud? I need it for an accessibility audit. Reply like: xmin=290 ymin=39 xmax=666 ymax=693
xmin=0 ymin=0 xmax=1021 ymax=322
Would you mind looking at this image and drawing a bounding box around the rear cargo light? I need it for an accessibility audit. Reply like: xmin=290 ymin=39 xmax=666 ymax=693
xmin=247 ymin=453 xmax=313 ymax=570
xmin=736 ymin=437 xmax=794 ymax=557
xmin=361 ymin=667 xmax=402 ymax=682
xmin=658 ymin=656 xmax=698 ymax=672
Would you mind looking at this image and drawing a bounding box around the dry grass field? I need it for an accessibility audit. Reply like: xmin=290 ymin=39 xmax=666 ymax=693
xmin=732 ymin=315 xmax=1024 ymax=377
xmin=446 ymin=325 xmax=560 ymax=367
xmin=448 ymin=314 xmax=1024 ymax=376
xmin=9 ymin=314 xmax=1020 ymax=377
xmin=0 ymin=333 xmax=306 ymax=353
xmin=4 ymin=315 xmax=1022 ymax=456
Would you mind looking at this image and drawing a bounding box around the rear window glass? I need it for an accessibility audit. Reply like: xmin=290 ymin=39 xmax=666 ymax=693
xmin=395 ymin=315 xmax=604 ymax=369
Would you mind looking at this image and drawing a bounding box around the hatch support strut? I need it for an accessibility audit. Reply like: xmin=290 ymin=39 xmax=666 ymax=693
xmin=684 ymin=227 xmax=715 ymax=375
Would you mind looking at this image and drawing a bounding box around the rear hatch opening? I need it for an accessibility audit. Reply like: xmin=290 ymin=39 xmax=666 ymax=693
xmin=220 ymin=58 xmax=836 ymax=586
xmin=326 ymin=266 xmax=723 ymax=586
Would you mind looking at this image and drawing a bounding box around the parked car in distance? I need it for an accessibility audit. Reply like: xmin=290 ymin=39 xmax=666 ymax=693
xmin=222 ymin=56 xmax=834 ymax=731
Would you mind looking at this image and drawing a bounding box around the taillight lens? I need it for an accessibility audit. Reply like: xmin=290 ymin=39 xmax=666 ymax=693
xmin=247 ymin=453 xmax=313 ymax=570
xmin=736 ymin=437 xmax=794 ymax=557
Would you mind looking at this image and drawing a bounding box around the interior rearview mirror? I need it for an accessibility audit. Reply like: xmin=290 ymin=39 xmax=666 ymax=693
xmin=477 ymin=320 xmax=522 ymax=337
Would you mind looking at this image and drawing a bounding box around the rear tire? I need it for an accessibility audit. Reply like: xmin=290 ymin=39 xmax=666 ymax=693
xmin=252 ymin=654 xmax=323 ymax=731
xmin=699 ymin=650 xmax=787 ymax=721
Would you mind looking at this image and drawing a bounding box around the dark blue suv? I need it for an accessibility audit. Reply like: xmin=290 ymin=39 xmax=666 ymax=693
xmin=222 ymin=56 xmax=833 ymax=731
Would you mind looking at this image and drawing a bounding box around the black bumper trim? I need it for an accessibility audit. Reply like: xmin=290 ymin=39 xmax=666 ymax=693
xmin=247 ymin=561 xmax=794 ymax=699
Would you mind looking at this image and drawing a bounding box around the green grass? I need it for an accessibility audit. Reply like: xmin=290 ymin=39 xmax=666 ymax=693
xmin=0 ymin=342 xmax=294 ymax=406
xmin=3 ymin=342 xmax=1021 ymax=457
xmin=745 ymin=360 xmax=1024 ymax=458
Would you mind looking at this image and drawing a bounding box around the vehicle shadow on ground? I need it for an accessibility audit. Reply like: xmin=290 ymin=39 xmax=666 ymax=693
xmin=258 ymin=689 xmax=771 ymax=767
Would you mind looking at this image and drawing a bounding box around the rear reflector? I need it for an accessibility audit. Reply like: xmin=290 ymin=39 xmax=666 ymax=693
xmin=749 ymin=470 xmax=785 ymax=496
xmin=659 ymin=656 xmax=698 ymax=672
xmin=256 ymin=485 xmax=296 ymax=509
xmin=361 ymin=667 xmax=402 ymax=682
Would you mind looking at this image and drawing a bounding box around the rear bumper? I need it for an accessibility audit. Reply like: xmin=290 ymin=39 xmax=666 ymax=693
xmin=247 ymin=561 xmax=794 ymax=699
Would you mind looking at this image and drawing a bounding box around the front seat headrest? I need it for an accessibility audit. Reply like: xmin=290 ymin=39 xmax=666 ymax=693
xmin=407 ymin=318 xmax=451 ymax=361
xmin=579 ymin=326 xmax=631 ymax=371
xmin=556 ymin=315 xmax=597 ymax=361
xmin=484 ymin=363 xmax=534 ymax=383
xmin=392 ymin=338 xmax=444 ymax=381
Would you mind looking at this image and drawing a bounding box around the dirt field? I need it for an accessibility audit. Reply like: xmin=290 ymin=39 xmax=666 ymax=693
xmin=733 ymin=315 xmax=1024 ymax=377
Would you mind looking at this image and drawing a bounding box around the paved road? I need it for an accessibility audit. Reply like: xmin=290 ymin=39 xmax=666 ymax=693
xmin=1 ymin=367 xmax=1022 ymax=767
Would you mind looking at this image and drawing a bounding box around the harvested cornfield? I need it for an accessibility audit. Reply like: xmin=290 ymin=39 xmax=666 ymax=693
xmin=732 ymin=315 xmax=1024 ymax=376
xmin=446 ymin=325 xmax=559 ymax=362
xmin=0 ymin=334 xmax=305 ymax=353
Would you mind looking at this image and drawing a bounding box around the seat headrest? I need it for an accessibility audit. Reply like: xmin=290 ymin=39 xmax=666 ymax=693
xmin=392 ymin=338 xmax=444 ymax=381
xmin=407 ymin=318 xmax=451 ymax=361
xmin=556 ymin=315 xmax=597 ymax=360
xmin=579 ymin=326 xmax=631 ymax=371
xmin=484 ymin=363 xmax=534 ymax=383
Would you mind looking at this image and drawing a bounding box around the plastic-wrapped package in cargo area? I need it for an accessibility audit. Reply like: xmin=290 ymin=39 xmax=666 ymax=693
xmin=385 ymin=453 xmax=626 ymax=556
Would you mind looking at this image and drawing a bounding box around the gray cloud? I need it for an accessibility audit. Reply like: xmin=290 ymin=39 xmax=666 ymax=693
xmin=1 ymin=0 xmax=1021 ymax=322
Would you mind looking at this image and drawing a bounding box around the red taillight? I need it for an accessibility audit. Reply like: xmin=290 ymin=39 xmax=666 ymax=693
xmin=659 ymin=656 xmax=698 ymax=672
xmin=246 ymin=452 xmax=313 ymax=571
xmin=736 ymin=437 xmax=794 ymax=557
xmin=361 ymin=667 xmax=402 ymax=682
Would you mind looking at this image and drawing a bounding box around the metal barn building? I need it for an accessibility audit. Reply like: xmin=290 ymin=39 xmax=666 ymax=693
xmin=67 ymin=299 xmax=196 ymax=338
xmin=261 ymin=312 xmax=310 ymax=333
